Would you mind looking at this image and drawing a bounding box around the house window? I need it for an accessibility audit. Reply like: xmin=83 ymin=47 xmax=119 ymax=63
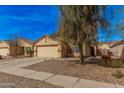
xmin=72 ymin=46 xmax=79 ymax=52
xmin=45 ymin=38 xmax=47 ymax=43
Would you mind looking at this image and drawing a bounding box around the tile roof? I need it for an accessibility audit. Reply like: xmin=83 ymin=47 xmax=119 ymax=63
xmin=110 ymin=40 xmax=124 ymax=48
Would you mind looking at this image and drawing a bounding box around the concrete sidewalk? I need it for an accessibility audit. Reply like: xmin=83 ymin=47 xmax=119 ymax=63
xmin=0 ymin=58 xmax=123 ymax=88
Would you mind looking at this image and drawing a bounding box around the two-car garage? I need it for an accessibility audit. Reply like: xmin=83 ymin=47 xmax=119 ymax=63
xmin=36 ymin=45 xmax=61 ymax=58
xmin=34 ymin=35 xmax=61 ymax=58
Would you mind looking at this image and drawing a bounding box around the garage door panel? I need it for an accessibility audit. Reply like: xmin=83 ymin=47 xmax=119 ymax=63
xmin=0 ymin=48 xmax=9 ymax=56
xmin=37 ymin=46 xmax=60 ymax=57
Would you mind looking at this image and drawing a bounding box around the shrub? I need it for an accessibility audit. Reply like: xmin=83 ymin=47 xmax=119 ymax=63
xmin=99 ymin=59 xmax=124 ymax=68
xmin=112 ymin=70 xmax=124 ymax=78
xmin=26 ymin=48 xmax=33 ymax=57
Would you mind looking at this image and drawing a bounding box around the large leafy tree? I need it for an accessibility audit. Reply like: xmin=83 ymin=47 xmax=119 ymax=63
xmin=60 ymin=5 xmax=109 ymax=64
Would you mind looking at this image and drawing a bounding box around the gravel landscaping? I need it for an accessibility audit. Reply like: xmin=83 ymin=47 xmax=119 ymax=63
xmin=24 ymin=59 xmax=124 ymax=85
xmin=0 ymin=72 xmax=62 ymax=88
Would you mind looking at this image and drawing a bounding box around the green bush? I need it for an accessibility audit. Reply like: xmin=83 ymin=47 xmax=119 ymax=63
xmin=112 ymin=70 xmax=124 ymax=78
xmin=100 ymin=59 xmax=124 ymax=68
xmin=26 ymin=48 xmax=33 ymax=57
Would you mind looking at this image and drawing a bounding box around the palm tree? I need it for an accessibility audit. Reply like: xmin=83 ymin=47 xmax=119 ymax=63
xmin=60 ymin=5 xmax=109 ymax=64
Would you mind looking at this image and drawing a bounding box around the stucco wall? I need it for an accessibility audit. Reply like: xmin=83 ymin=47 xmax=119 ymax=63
xmin=34 ymin=36 xmax=61 ymax=58
xmin=110 ymin=44 xmax=124 ymax=59
xmin=0 ymin=41 xmax=10 ymax=56
xmin=18 ymin=39 xmax=33 ymax=55
xmin=35 ymin=36 xmax=59 ymax=46
xmin=0 ymin=41 xmax=9 ymax=48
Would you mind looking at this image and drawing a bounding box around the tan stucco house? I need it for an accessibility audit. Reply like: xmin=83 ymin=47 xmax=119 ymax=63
xmin=0 ymin=39 xmax=34 ymax=57
xmin=61 ymin=41 xmax=96 ymax=58
xmin=18 ymin=38 xmax=33 ymax=56
xmin=0 ymin=34 xmax=98 ymax=58
xmin=98 ymin=42 xmax=117 ymax=50
xmin=0 ymin=41 xmax=10 ymax=56
xmin=34 ymin=35 xmax=61 ymax=58
xmin=33 ymin=35 xmax=93 ymax=58
xmin=110 ymin=40 xmax=124 ymax=59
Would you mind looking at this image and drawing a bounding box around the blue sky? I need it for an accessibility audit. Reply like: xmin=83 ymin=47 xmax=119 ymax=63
xmin=98 ymin=5 xmax=124 ymax=42
xmin=0 ymin=5 xmax=60 ymax=40
xmin=0 ymin=5 xmax=123 ymax=42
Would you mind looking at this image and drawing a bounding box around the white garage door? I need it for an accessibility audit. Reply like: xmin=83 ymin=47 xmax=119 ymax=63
xmin=37 ymin=46 xmax=60 ymax=58
xmin=0 ymin=48 xmax=9 ymax=56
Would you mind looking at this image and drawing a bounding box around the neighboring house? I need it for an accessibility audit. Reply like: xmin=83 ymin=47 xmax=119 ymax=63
xmin=34 ymin=35 xmax=61 ymax=58
xmin=61 ymin=41 xmax=96 ymax=58
xmin=0 ymin=41 xmax=10 ymax=56
xmin=0 ymin=39 xmax=34 ymax=57
xmin=18 ymin=38 xmax=34 ymax=56
xmin=97 ymin=41 xmax=118 ymax=56
xmin=51 ymin=31 xmax=97 ymax=57
xmin=0 ymin=40 xmax=24 ymax=56
xmin=110 ymin=40 xmax=124 ymax=59
xmin=98 ymin=42 xmax=117 ymax=50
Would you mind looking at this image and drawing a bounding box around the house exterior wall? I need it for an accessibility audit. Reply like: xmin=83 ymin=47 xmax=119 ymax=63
xmin=0 ymin=40 xmax=33 ymax=57
xmin=35 ymin=36 xmax=59 ymax=46
xmin=98 ymin=44 xmax=110 ymax=49
xmin=36 ymin=45 xmax=61 ymax=58
xmin=34 ymin=36 xmax=61 ymax=58
xmin=110 ymin=44 xmax=124 ymax=59
xmin=9 ymin=46 xmax=24 ymax=56
xmin=65 ymin=42 xmax=92 ymax=58
xmin=18 ymin=39 xmax=33 ymax=55
xmin=0 ymin=41 xmax=10 ymax=56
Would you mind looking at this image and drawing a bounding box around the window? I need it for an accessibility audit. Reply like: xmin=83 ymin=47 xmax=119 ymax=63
xmin=72 ymin=46 xmax=79 ymax=52
xmin=45 ymin=38 xmax=47 ymax=43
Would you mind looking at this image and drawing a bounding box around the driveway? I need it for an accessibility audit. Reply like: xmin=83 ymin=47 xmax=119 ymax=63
xmin=0 ymin=57 xmax=123 ymax=88
xmin=0 ymin=57 xmax=45 ymax=69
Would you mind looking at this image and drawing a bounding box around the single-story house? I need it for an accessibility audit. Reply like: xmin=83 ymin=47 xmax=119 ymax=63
xmin=18 ymin=38 xmax=33 ymax=56
xmin=34 ymin=35 xmax=97 ymax=58
xmin=61 ymin=41 xmax=96 ymax=58
xmin=98 ymin=41 xmax=117 ymax=50
xmin=0 ymin=38 xmax=34 ymax=57
xmin=0 ymin=34 xmax=97 ymax=58
xmin=110 ymin=40 xmax=124 ymax=59
xmin=34 ymin=35 xmax=61 ymax=58
xmin=0 ymin=41 xmax=10 ymax=56
xmin=0 ymin=40 xmax=24 ymax=56
xmin=97 ymin=41 xmax=117 ymax=56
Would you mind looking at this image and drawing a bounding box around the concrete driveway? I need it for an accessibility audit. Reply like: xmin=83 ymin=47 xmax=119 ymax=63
xmin=0 ymin=57 xmax=45 ymax=69
xmin=0 ymin=57 xmax=123 ymax=88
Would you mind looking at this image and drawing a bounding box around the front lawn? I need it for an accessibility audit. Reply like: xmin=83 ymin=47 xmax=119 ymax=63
xmin=23 ymin=58 xmax=124 ymax=85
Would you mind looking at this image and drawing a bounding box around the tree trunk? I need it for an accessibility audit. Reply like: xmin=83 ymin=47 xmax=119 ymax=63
xmin=15 ymin=42 xmax=18 ymax=57
xmin=95 ymin=42 xmax=98 ymax=56
xmin=78 ymin=42 xmax=84 ymax=64
xmin=15 ymin=46 xmax=17 ymax=57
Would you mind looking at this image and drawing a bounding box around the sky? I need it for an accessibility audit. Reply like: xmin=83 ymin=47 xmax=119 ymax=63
xmin=98 ymin=5 xmax=124 ymax=42
xmin=0 ymin=5 xmax=123 ymax=42
xmin=0 ymin=5 xmax=60 ymax=41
